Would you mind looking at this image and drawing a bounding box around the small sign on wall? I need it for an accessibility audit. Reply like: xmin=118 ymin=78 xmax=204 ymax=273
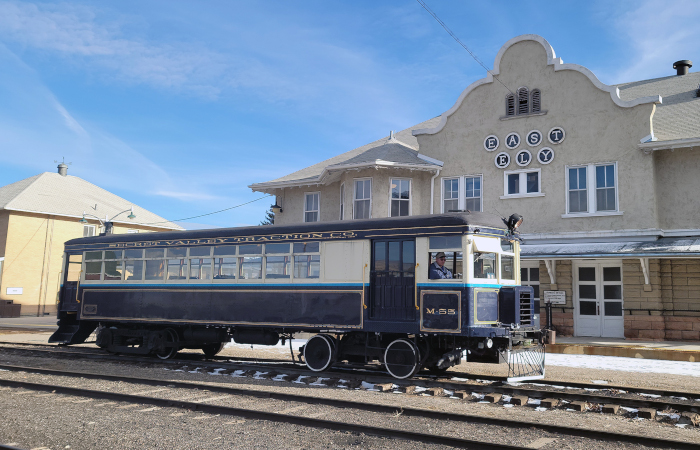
xmin=543 ymin=290 xmax=566 ymax=305
xmin=6 ymin=287 xmax=23 ymax=295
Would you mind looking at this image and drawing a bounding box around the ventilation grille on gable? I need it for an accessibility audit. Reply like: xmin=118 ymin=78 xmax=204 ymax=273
xmin=517 ymin=87 xmax=529 ymax=115
xmin=531 ymin=89 xmax=541 ymax=113
xmin=505 ymin=94 xmax=515 ymax=116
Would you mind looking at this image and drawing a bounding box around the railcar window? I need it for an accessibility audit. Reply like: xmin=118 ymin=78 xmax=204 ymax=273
xmin=125 ymin=249 xmax=143 ymax=259
xmin=403 ymin=241 xmax=415 ymax=273
xmin=190 ymin=246 xmax=213 ymax=280
xmin=240 ymin=256 xmax=262 ymax=279
xmin=374 ymin=242 xmax=386 ymax=272
xmin=500 ymin=239 xmax=514 ymax=252
xmin=214 ymin=257 xmax=236 ymax=279
xmin=294 ymin=255 xmax=320 ymax=279
xmin=145 ymin=259 xmax=165 ymax=280
xmin=85 ymin=251 xmax=102 ymax=261
xmin=167 ymin=258 xmax=187 ymax=280
xmin=501 ymin=255 xmax=515 ymax=280
xmin=429 ymin=235 xmax=463 ymax=279
xmin=85 ymin=261 xmax=102 ymax=281
xmin=103 ymin=251 xmax=123 ymax=281
xmin=473 ymin=252 xmax=497 ymax=279
xmin=239 ymin=244 xmax=262 ymax=255
xmin=213 ymin=245 xmax=237 ymax=256
xmin=145 ymin=248 xmax=165 ymax=258
xmin=265 ymin=243 xmax=290 ymax=254
xmin=429 ymin=236 xmax=462 ymax=250
xmin=125 ymin=260 xmax=143 ymax=281
xmin=293 ymin=241 xmax=319 ymax=253
xmin=166 ymin=247 xmax=187 ymax=258
xmin=66 ymin=254 xmax=82 ymax=282
xmin=266 ymin=256 xmax=291 ymax=278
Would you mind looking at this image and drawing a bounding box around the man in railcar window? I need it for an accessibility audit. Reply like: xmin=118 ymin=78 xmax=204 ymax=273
xmin=429 ymin=252 xmax=453 ymax=279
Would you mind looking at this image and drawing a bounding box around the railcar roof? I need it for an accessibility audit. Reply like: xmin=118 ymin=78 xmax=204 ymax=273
xmin=65 ymin=212 xmax=509 ymax=247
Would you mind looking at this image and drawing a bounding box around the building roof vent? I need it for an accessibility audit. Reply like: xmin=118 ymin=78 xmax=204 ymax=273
xmin=57 ymin=163 xmax=68 ymax=177
xmin=673 ymin=60 xmax=692 ymax=76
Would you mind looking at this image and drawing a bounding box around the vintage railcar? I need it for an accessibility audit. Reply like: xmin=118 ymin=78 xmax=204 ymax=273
xmin=50 ymin=212 xmax=544 ymax=380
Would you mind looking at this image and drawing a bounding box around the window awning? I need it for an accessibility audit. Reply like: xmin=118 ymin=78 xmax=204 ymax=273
xmin=521 ymin=238 xmax=700 ymax=259
xmin=472 ymin=236 xmax=503 ymax=253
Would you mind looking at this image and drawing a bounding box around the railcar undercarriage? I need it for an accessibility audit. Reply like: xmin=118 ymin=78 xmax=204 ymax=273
xmin=93 ymin=324 xmax=544 ymax=381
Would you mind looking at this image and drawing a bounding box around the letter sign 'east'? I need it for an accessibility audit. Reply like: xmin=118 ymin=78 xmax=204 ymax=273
xmin=505 ymin=132 xmax=520 ymax=149
xmin=483 ymin=135 xmax=499 ymax=152
xmin=527 ymin=130 xmax=542 ymax=146
xmin=548 ymin=127 xmax=565 ymax=144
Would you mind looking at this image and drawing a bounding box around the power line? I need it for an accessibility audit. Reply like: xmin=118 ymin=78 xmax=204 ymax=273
xmin=415 ymin=0 xmax=514 ymax=95
xmin=141 ymin=194 xmax=272 ymax=225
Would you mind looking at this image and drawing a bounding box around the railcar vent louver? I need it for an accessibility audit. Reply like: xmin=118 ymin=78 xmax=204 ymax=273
xmin=519 ymin=290 xmax=532 ymax=325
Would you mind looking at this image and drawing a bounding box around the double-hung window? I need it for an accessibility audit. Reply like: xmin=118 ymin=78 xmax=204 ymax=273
xmin=304 ymin=192 xmax=319 ymax=222
xmin=441 ymin=175 xmax=482 ymax=213
xmin=502 ymin=169 xmax=542 ymax=198
xmin=564 ymin=163 xmax=619 ymax=217
xmin=390 ymin=178 xmax=411 ymax=217
xmin=354 ymin=178 xmax=371 ymax=219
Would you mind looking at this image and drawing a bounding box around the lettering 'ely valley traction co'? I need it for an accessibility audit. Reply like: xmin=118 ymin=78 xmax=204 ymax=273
xmin=105 ymin=231 xmax=359 ymax=248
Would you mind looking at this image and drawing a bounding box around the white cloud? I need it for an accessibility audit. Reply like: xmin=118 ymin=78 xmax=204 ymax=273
xmin=610 ymin=0 xmax=700 ymax=83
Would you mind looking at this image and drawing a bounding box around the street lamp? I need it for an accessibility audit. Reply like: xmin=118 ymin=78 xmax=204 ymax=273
xmin=80 ymin=207 xmax=136 ymax=235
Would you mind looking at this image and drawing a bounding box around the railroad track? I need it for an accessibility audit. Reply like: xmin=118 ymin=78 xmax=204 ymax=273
xmin=0 ymin=364 xmax=698 ymax=449
xmin=2 ymin=342 xmax=700 ymax=418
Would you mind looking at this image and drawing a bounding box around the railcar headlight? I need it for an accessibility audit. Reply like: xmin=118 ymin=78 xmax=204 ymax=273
xmin=486 ymin=338 xmax=493 ymax=349
xmin=506 ymin=213 xmax=523 ymax=231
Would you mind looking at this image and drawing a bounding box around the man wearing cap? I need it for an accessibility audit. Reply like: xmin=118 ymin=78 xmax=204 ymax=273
xmin=429 ymin=252 xmax=453 ymax=279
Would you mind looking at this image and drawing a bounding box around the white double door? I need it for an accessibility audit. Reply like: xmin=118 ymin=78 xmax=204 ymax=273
xmin=573 ymin=260 xmax=624 ymax=338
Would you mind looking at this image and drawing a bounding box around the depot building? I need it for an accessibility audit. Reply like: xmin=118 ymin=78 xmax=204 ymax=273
xmin=251 ymin=35 xmax=700 ymax=341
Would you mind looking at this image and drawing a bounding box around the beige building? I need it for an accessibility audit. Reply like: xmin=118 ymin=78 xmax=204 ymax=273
xmin=0 ymin=164 xmax=183 ymax=316
xmin=251 ymin=35 xmax=700 ymax=341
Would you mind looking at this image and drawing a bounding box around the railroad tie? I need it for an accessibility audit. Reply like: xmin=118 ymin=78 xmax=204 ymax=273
xmin=374 ymin=383 xmax=394 ymax=392
xmin=484 ymin=393 xmax=502 ymax=403
xmin=602 ymin=404 xmax=619 ymax=414
xmin=569 ymin=401 xmax=588 ymax=412
xmin=680 ymin=412 xmax=700 ymax=427
xmin=638 ymin=408 xmax=656 ymax=420
xmin=400 ymin=386 xmax=417 ymax=394
xmin=540 ymin=398 xmax=559 ymax=409
xmin=426 ymin=387 xmax=444 ymax=396
xmin=510 ymin=395 xmax=528 ymax=406
xmin=452 ymin=390 xmax=469 ymax=400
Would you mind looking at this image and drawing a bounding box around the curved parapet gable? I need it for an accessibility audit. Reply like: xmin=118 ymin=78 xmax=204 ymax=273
xmin=413 ymin=34 xmax=662 ymax=136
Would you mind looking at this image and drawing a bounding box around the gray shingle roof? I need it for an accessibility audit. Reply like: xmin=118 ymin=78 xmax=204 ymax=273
xmin=251 ymin=117 xmax=441 ymax=188
xmin=0 ymin=172 xmax=183 ymax=230
xmin=617 ymin=72 xmax=700 ymax=142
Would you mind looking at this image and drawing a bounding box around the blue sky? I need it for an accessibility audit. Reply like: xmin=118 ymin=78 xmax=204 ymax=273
xmin=0 ymin=0 xmax=698 ymax=229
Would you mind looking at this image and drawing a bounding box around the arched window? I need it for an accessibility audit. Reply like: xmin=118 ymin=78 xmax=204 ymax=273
xmin=505 ymin=94 xmax=515 ymax=116
xmin=531 ymin=89 xmax=541 ymax=113
xmin=517 ymin=87 xmax=529 ymax=115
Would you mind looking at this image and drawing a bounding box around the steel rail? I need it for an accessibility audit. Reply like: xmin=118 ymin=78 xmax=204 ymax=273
xmin=2 ymin=344 xmax=700 ymax=413
xmin=0 ymin=364 xmax=698 ymax=449
xmin=0 ymin=377 xmax=524 ymax=450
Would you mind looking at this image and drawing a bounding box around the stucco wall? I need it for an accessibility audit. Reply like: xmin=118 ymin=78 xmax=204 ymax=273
xmin=653 ymin=147 xmax=700 ymax=230
xmin=272 ymin=168 xmax=435 ymax=225
xmin=416 ymin=39 xmax=657 ymax=235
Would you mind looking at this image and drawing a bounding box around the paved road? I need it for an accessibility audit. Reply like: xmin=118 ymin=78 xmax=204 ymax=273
xmin=0 ymin=316 xmax=57 ymax=330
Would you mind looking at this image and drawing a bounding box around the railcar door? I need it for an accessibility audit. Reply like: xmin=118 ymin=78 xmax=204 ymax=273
xmin=369 ymin=239 xmax=416 ymax=321
xmin=58 ymin=253 xmax=82 ymax=312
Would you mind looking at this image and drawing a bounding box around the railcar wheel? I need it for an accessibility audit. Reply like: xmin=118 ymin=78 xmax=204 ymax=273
xmin=202 ymin=342 xmax=225 ymax=358
xmin=154 ymin=328 xmax=179 ymax=360
xmin=303 ymin=334 xmax=334 ymax=372
xmin=384 ymin=339 xmax=420 ymax=379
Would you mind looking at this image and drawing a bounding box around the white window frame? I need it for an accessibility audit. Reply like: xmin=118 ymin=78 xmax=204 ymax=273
xmin=303 ymin=192 xmax=320 ymax=223
xmin=562 ymin=162 xmax=622 ymax=218
xmin=388 ymin=178 xmax=412 ymax=217
xmin=464 ymin=175 xmax=483 ymax=212
xmin=353 ymin=178 xmax=372 ymax=219
xmin=520 ymin=260 xmax=541 ymax=302
xmin=339 ymin=183 xmax=345 ymax=220
xmin=501 ymin=168 xmax=544 ymax=199
xmin=83 ymin=224 xmax=96 ymax=237
xmin=441 ymin=174 xmax=483 ymax=213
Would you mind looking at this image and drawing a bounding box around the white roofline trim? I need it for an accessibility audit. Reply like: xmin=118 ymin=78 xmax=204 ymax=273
xmin=414 ymin=34 xmax=661 ymax=137
xmin=250 ymin=161 xmax=441 ymax=192
xmin=417 ymin=153 xmax=444 ymax=166
xmin=3 ymin=207 xmax=182 ymax=230
xmin=638 ymin=137 xmax=700 ymax=153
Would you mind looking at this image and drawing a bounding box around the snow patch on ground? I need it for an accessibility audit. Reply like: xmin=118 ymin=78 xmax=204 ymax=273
xmin=208 ymin=368 xmax=226 ymax=375
xmin=230 ymin=370 xmax=247 ymax=378
xmin=546 ymin=353 xmax=700 ymax=377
